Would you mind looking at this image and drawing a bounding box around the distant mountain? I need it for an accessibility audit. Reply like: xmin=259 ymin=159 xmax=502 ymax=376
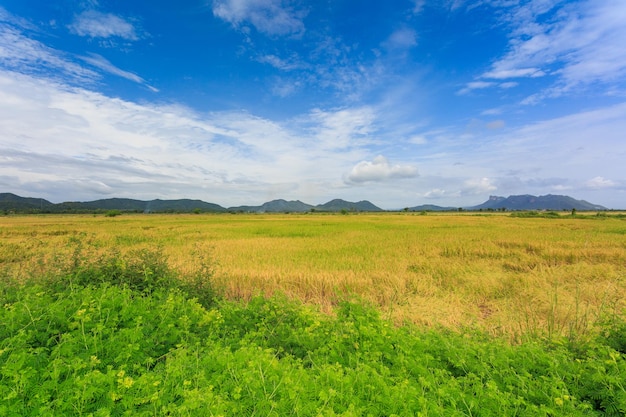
xmin=1 ymin=192 xmax=610 ymax=214
xmin=407 ymin=204 xmax=456 ymax=212
xmin=0 ymin=194 xmax=226 ymax=213
xmin=0 ymin=193 xmax=54 ymax=211
xmin=229 ymin=199 xmax=314 ymax=213
xmin=229 ymin=199 xmax=382 ymax=213
xmin=469 ymin=194 xmax=607 ymax=211
xmin=315 ymin=199 xmax=383 ymax=212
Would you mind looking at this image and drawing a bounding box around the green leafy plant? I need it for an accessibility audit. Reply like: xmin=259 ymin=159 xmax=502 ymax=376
xmin=1 ymin=238 xmax=625 ymax=416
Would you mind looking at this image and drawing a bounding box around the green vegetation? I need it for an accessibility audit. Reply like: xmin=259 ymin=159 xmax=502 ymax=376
xmin=1 ymin=248 xmax=626 ymax=416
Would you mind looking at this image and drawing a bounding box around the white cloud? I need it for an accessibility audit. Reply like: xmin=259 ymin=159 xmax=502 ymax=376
xmin=0 ymin=12 xmax=155 ymax=91
xmin=269 ymin=77 xmax=301 ymax=97
xmin=257 ymin=53 xmax=303 ymax=71
xmin=499 ymin=81 xmax=518 ymax=89
xmin=423 ymin=188 xmax=448 ymax=199
xmin=411 ymin=0 xmax=426 ymax=15
xmin=0 ymin=22 xmax=98 ymax=83
xmin=308 ymin=106 xmax=377 ymax=150
xmin=408 ymin=135 xmax=427 ymax=145
xmin=461 ymin=177 xmax=497 ymax=195
xmin=79 ymin=53 xmax=158 ymax=91
xmin=346 ymin=155 xmax=418 ymax=184
xmin=483 ymin=0 xmax=626 ymax=98
xmin=482 ymin=68 xmax=545 ymax=80
xmin=584 ymin=176 xmax=617 ymax=190
xmin=383 ymin=28 xmax=417 ymax=50
xmin=212 ymin=0 xmax=306 ymax=36
xmin=481 ymin=107 xmax=503 ymax=116
xmin=68 ymin=10 xmax=138 ymax=40
xmin=457 ymin=81 xmax=494 ymax=95
xmin=0 ymin=70 xmax=392 ymax=205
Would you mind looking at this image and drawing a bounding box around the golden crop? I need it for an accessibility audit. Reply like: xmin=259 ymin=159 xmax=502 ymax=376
xmin=2 ymin=212 xmax=625 ymax=340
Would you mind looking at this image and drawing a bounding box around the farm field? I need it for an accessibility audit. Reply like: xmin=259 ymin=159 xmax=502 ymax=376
xmin=1 ymin=211 xmax=625 ymax=339
xmin=1 ymin=212 xmax=626 ymax=415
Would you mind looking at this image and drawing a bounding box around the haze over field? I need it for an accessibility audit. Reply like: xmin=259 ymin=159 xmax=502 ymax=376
xmin=1 ymin=0 xmax=625 ymax=209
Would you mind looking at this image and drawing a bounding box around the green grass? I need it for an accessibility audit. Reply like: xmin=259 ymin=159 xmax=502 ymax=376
xmin=1 ymin=249 xmax=625 ymax=416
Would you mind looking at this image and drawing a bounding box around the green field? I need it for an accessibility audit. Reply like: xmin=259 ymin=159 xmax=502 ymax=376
xmin=1 ymin=212 xmax=625 ymax=415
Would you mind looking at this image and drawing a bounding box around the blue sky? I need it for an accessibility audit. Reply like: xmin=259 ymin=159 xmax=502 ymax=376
xmin=1 ymin=0 xmax=625 ymax=209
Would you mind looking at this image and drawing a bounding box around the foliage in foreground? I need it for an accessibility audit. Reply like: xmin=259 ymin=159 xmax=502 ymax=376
xmin=1 ymin=251 xmax=625 ymax=416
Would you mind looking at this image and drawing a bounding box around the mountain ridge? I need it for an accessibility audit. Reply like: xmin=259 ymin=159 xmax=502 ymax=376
xmin=0 ymin=192 xmax=612 ymax=213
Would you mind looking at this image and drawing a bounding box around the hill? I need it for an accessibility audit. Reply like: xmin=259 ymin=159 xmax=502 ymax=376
xmin=0 ymin=193 xmax=54 ymax=212
xmin=229 ymin=199 xmax=382 ymax=213
xmin=228 ymin=199 xmax=314 ymax=213
xmin=407 ymin=204 xmax=456 ymax=212
xmin=315 ymin=199 xmax=383 ymax=212
xmin=1 ymin=192 xmax=611 ymax=213
xmin=0 ymin=194 xmax=227 ymax=213
xmin=469 ymin=194 xmax=607 ymax=211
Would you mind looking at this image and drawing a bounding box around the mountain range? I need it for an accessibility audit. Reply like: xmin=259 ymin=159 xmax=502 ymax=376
xmin=408 ymin=194 xmax=608 ymax=212
xmin=0 ymin=193 xmax=610 ymax=214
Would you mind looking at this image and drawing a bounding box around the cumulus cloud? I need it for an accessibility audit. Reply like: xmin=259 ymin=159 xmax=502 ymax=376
xmin=212 ymin=0 xmax=306 ymax=36
xmin=346 ymin=156 xmax=418 ymax=184
xmin=461 ymin=177 xmax=497 ymax=195
xmin=68 ymin=10 xmax=139 ymax=40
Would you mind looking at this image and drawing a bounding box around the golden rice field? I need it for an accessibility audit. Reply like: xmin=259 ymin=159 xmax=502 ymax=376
xmin=1 ymin=212 xmax=625 ymax=340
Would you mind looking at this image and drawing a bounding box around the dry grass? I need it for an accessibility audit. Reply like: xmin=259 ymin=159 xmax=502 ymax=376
xmin=1 ymin=212 xmax=625 ymax=339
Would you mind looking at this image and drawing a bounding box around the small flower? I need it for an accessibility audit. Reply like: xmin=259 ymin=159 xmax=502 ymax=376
xmin=120 ymin=376 xmax=134 ymax=389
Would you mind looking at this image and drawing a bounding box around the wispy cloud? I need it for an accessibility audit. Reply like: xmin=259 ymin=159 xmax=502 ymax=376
xmin=457 ymin=81 xmax=494 ymax=95
xmin=411 ymin=0 xmax=426 ymax=15
xmin=383 ymin=27 xmax=418 ymax=50
xmin=0 ymin=12 xmax=98 ymax=83
xmin=256 ymin=53 xmax=304 ymax=71
xmin=79 ymin=53 xmax=158 ymax=91
xmin=68 ymin=10 xmax=139 ymax=40
xmin=0 ymin=9 xmax=155 ymax=91
xmin=0 ymin=70 xmax=385 ymax=204
xmin=482 ymin=0 xmax=626 ymax=101
xmin=212 ymin=0 xmax=306 ymax=37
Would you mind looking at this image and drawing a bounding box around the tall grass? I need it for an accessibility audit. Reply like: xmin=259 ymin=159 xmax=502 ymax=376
xmin=1 ymin=249 xmax=625 ymax=416
xmin=1 ymin=212 xmax=625 ymax=340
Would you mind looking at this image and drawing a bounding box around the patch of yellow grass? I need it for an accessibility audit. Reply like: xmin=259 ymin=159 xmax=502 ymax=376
xmin=1 ymin=212 xmax=624 ymax=339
